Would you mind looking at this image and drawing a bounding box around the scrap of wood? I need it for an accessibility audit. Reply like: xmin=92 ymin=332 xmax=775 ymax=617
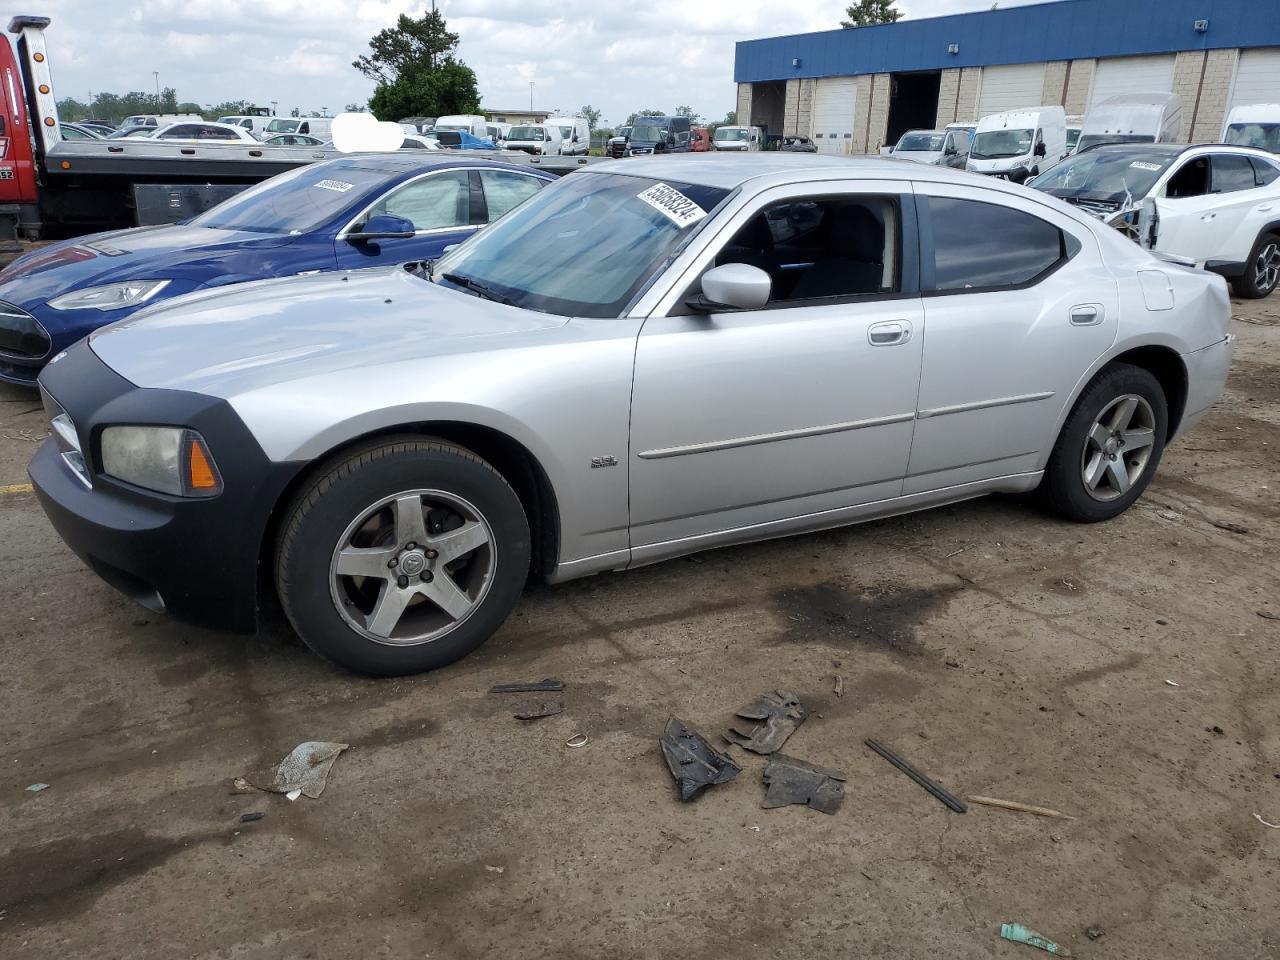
xmin=834 ymin=674 xmax=844 ymax=698
xmin=967 ymin=795 xmax=1077 ymax=820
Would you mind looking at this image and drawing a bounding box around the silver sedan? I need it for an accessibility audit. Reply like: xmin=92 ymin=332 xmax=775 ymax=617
xmin=32 ymin=155 xmax=1233 ymax=675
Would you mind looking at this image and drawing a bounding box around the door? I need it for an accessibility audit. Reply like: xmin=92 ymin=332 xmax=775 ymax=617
xmin=812 ymin=78 xmax=857 ymax=155
xmin=628 ymin=184 xmax=925 ymax=547
xmin=977 ymin=64 xmax=1046 ymax=117
xmin=1088 ymin=55 xmax=1175 ymax=109
xmin=1229 ymin=49 xmax=1280 ymax=109
xmin=907 ymin=185 xmax=1118 ymax=494
xmin=1149 ymin=152 xmax=1266 ymax=263
xmin=335 ymin=168 xmax=478 ymax=268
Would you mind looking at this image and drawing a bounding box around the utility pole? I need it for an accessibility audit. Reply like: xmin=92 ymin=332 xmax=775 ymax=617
xmin=271 ymin=100 xmax=278 ymax=115
xmin=529 ymin=81 xmax=534 ymax=113
xmin=153 ymin=71 xmax=160 ymax=102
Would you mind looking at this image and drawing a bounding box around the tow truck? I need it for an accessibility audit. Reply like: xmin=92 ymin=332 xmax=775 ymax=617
xmin=0 ymin=15 xmax=593 ymax=243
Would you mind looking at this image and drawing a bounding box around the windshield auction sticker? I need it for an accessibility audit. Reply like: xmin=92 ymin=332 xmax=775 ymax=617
xmin=1129 ymin=161 xmax=1162 ymax=172
xmin=314 ymin=179 xmax=355 ymax=193
xmin=637 ymin=183 xmax=708 ymax=228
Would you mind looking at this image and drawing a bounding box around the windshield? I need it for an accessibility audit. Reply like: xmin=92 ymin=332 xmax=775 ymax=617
xmin=191 ymin=164 xmax=385 ymax=234
xmin=1066 ymin=128 xmax=1081 ymax=150
xmin=1076 ymin=133 xmax=1155 ymax=153
xmin=715 ymin=127 xmax=749 ymax=141
xmin=1029 ymin=149 xmax=1174 ymax=203
xmin=618 ymin=126 xmax=632 ymax=138
xmin=897 ymin=133 xmax=945 ymax=152
xmin=431 ymin=173 xmax=729 ymax=318
xmin=266 ymin=119 xmax=300 ymax=134
xmin=510 ymin=125 xmax=544 ymax=140
xmin=632 ymin=123 xmax=666 ymax=142
xmin=1224 ymin=122 xmax=1280 ymax=152
xmin=970 ymin=128 xmax=1034 ymax=159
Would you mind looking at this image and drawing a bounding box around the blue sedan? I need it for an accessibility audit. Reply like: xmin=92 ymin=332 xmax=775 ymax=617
xmin=0 ymin=155 xmax=555 ymax=385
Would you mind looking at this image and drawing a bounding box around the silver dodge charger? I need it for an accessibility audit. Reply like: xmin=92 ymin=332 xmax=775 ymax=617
xmin=31 ymin=155 xmax=1233 ymax=675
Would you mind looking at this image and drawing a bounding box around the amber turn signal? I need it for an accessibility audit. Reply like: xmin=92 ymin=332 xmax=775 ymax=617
xmin=183 ymin=433 xmax=222 ymax=496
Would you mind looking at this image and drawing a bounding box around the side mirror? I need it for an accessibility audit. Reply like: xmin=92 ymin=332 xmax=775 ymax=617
xmin=1034 ymin=141 xmax=1047 ymax=157
xmin=692 ymin=263 xmax=772 ymax=312
xmin=350 ymin=214 xmax=415 ymax=241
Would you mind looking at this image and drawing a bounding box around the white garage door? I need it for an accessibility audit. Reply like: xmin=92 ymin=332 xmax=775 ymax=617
xmin=1230 ymin=48 xmax=1280 ymax=108
xmin=811 ymin=78 xmax=857 ymax=155
xmin=1089 ymin=55 xmax=1176 ymax=108
xmin=977 ymin=63 xmax=1046 ymax=118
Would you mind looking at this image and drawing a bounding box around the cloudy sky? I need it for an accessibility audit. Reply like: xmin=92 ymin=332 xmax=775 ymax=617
xmin=27 ymin=0 xmax=1046 ymax=124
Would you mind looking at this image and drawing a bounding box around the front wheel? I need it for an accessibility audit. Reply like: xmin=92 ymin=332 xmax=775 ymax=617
xmin=1230 ymin=233 xmax=1280 ymax=299
xmin=275 ymin=437 xmax=530 ymax=676
xmin=1040 ymin=364 xmax=1168 ymax=522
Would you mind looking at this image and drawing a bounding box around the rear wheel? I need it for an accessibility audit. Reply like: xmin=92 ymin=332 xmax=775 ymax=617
xmin=1041 ymin=364 xmax=1168 ymax=522
xmin=276 ymin=437 xmax=530 ymax=676
xmin=1230 ymin=233 xmax=1280 ymax=299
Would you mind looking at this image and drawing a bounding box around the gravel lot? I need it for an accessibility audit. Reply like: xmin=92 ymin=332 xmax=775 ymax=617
xmin=1 ymin=295 xmax=1277 ymax=959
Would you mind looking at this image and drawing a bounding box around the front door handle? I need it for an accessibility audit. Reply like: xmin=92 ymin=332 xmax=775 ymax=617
xmin=1070 ymin=304 xmax=1102 ymax=326
xmin=1259 ymin=204 xmax=1274 ymax=213
xmin=868 ymin=320 xmax=911 ymax=346
xmin=1199 ymin=212 xmax=1217 ymax=221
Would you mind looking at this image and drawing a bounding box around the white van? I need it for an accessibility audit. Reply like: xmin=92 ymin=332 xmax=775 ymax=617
xmin=713 ymin=125 xmax=762 ymax=151
xmin=1221 ymin=104 xmax=1280 ymax=153
xmin=967 ymin=106 xmax=1066 ymax=183
xmin=1077 ymin=93 xmax=1183 ymax=154
xmin=433 ymin=115 xmax=488 ymax=138
xmin=218 ymin=115 xmax=278 ymax=137
xmin=547 ymin=116 xmax=589 ymax=156
xmin=264 ymin=117 xmax=333 ymax=140
xmin=486 ymin=122 xmax=512 ymax=145
xmin=505 ymin=123 xmax=562 ymax=155
xmin=121 ymin=113 xmax=204 ymax=129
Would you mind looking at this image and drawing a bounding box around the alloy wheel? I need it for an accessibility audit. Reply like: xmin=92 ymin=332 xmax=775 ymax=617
xmin=1080 ymin=394 xmax=1157 ymax=502
xmin=1255 ymin=241 xmax=1280 ymax=293
xmin=328 ymin=489 xmax=496 ymax=645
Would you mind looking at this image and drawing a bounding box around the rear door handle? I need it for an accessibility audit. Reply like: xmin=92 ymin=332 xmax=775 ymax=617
xmin=1259 ymin=204 xmax=1274 ymax=212
xmin=1199 ymin=212 xmax=1217 ymax=221
xmin=1070 ymin=304 xmax=1103 ymax=326
xmin=868 ymin=320 xmax=911 ymax=346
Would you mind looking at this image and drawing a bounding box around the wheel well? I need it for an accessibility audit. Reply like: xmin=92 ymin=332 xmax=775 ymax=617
xmin=257 ymin=422 xmax=561 ymax=612
xmin=1108 ymin=346 xmax=1188 ymax=439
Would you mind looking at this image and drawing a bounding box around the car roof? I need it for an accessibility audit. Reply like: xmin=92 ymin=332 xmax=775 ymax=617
xmin=1083 ymin=142 xmax=1278 ymax=160
xmin=584 ymin=153 xmax=997 ymax=191
xmin=308 ymin=153 xmax=555 ymax=177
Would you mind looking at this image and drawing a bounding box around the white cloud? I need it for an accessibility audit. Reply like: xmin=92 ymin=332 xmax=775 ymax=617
xmin=31 ymin=0 xmax=1050 ymax=121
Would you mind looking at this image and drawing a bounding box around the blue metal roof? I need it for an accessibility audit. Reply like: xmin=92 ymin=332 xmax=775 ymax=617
xmin=735 ymin=0 xmax=1280 ymax=83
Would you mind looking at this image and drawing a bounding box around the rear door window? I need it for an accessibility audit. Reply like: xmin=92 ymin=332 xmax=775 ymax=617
xmin=926 ymin=197 xmax=1066 ymax=291
xmin=1212 ymin=154 xmax=1259 ymax=193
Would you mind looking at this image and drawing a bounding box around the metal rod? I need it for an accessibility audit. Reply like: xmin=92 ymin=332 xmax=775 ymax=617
xmin=864 ymin=738 xmax=967 ymax=813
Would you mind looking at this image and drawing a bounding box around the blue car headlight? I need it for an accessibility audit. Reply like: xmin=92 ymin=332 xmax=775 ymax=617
xmin=47 ymin=279 xmax=171 ymax=311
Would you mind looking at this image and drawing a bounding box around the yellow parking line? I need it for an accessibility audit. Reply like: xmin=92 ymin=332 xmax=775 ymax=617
xmin=0 ymin=482 xmax=34 ymax=495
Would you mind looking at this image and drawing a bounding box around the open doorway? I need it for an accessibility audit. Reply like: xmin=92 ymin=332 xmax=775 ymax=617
xmin=748 ymin=81 xmax=786 ymax=142
xmin=885 ymin=71 xmax=941 ymax=147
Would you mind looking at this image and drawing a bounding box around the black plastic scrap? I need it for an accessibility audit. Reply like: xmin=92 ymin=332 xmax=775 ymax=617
xmin=660 ymin=717 xmax=743 ymax=801
xmin=723 ymin=690 xmax=806 ymax=755
xmin=865 ymin=738 xmax=967 ymax=813
xmin=762 ymin=754 xmax=846 ymax=814
xmin=513 ymin=700 xmax=563 ymax=721
xmin=489 ymin=679 xmax=565 ymax=694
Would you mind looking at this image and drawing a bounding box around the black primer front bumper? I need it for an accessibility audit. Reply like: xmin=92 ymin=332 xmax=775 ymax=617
xmin=29 ymin=340 xmax=302 ymax=633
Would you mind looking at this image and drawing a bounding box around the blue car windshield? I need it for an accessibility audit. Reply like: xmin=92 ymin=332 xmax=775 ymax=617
xmin=191 ymin=165 xmax=390 ymax=234
xmin=431 ymin=172 xmax=729 ymax=318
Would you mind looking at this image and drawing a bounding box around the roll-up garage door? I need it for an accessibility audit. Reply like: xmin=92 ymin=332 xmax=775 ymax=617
xmin=976 ymin=63 xmax=1046 ymax=118
xmin=811 ymin=78 xmax=858 ymax=155
xmin=1230 ymin=48 xmax=1280 ymax=108
xmin=1089 ymin=55 xmax=1175 ymax=108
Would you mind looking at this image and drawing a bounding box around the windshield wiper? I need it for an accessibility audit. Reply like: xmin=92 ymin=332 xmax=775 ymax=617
xmin=441 ymin=272 xmax=513 ymax=306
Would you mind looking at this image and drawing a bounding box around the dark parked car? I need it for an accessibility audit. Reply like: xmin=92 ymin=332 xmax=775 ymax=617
xmin=607 ymin=125 xmax=632 ymax=159
xmin=780 ymin=136 xmax=817 ymax=153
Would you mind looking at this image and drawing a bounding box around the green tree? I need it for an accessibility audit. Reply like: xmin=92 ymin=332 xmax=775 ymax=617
xmin=674 ymin=105 xmax=701 ymax=124
xmin=355 ymin=10 xmax=479 ymax=121
xmin=626 ymin=107 xmax=666 ymax=126
xmin=841 ymin=0 xmax=902 ymax=27
xmin=344 ymin=102 xmax=367 ymax=113
xmin=580 ymin=104 xmax=602 ymax=129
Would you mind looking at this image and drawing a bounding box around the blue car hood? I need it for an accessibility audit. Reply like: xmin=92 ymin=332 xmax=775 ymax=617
xmin=0 ymin=225 xmax=298 ymax=305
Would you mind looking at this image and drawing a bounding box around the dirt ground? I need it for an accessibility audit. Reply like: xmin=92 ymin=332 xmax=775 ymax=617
xmin=1 ymin=295 xmax=1278 ymax=960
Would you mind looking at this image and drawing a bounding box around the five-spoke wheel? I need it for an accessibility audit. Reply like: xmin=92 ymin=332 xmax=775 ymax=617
xmin=1080 ymin=394 xmax=1157 ymax=502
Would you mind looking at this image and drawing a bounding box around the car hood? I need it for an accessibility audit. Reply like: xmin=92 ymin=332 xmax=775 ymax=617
xmin=89 ymin=266 xmax=569 ymax=396
xmin=0 ymin=224 xmax=297 ymax=304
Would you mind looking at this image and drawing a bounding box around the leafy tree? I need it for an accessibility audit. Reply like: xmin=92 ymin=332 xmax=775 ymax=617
xmin=344 ymin=102 xmax=367 ymax=113
xmin=626 ymin=107 xmax=666 ymax=126
xmin=580 ymin=104 xmax=602 ymax=130
xmin=369 ymin=62 xmax=480 ymax=120
xmin=841 ymin=0 xmax=902 ymax=27
xmin=356 ymin=10 xmax=480 ymax=121
xmin=674 ymin=105 xmax=700 ymax=124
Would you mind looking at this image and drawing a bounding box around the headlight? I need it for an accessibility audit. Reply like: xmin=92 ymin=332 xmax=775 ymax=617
xmin=48 ymin=279 xmax=170 ymax=312
xmin=100 ymin=426 xmax=222 ymax=497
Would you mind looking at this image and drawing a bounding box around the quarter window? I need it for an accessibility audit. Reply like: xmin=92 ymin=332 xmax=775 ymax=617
xmin=928 ymin=197 xmax=1065 ymax=291
xmin=479 ymin=170 xmax=545 ymax=220
xmin=1249 ymin=157 xmax=1280 ymax=187
xmin=1212 ymin=154 xmax=1258 ymax=194
xmin=364 ymin=171 xmax=470 ymax=232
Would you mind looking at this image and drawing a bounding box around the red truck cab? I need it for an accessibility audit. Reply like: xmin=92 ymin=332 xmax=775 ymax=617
xmin=690 ymin=127 xmax=710 ymax=152
xmin=0 ymin=20 xmax=41 ymax=239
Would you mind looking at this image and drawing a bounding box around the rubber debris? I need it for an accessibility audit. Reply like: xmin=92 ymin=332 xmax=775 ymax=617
xmin=1000 ymin=923 xmax=1073 ymax=956
xmin=660 ymin=717 xmax=742 ymax=801
xmin=514 ymin=700 xmax=563 ymax=721
xmin=490 ymin=679 xmax=564 ymax=694
xmin=723 ymin=690 xmax=806 ymax=754
xmin=761 ymin=754 xmax=846 ymax=814
xmin=255 ymin=741 xmax=350 ymax=800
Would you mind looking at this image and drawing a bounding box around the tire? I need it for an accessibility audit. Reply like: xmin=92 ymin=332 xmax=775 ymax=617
xmin=1040 ymin=363 xmax=1168 ymax=523
xmin=275 ymin=437 xmax=530 ymax=676
xmin=1230 ymin=233 xmax=1280 ymax=299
